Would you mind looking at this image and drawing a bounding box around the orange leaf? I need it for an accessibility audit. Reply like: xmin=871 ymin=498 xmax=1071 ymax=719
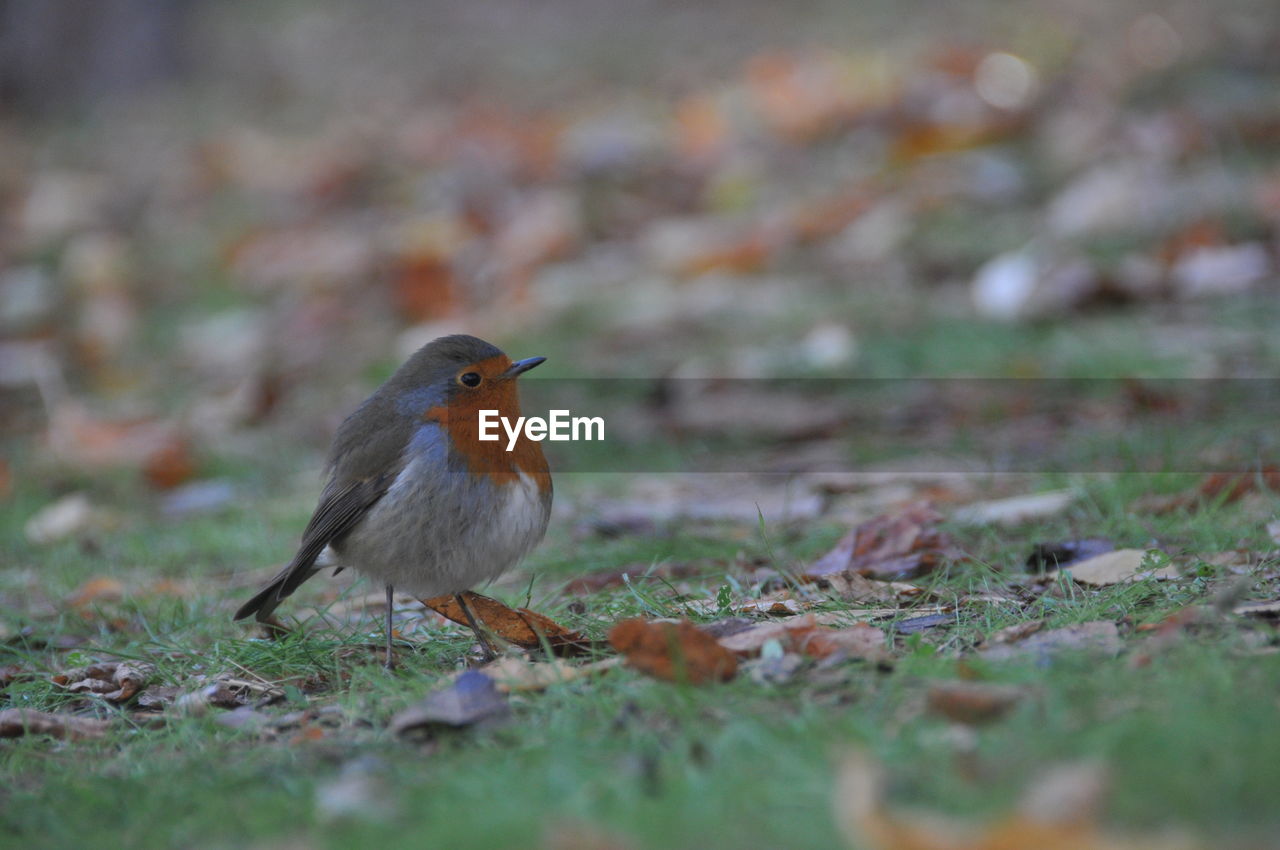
xmin=608 ymin=618 xmax=738 ymax=684
xmin=67 ymin=577 xmax=124 ymax=608
xmin=925 ymin=680 xmax=1026 ymax=725
xmin=421 ymin=591 xmax=585 ymax=651
xmin=142 ymin=436 xmax=197 ymax=490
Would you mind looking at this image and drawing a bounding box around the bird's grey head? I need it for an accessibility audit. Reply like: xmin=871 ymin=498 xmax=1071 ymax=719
xmin=385 ymin=335 xmax=545 ymax=413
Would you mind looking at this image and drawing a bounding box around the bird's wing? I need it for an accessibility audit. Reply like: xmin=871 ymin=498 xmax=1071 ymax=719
xmin=233 ymin=470 xmax=398 ymax=621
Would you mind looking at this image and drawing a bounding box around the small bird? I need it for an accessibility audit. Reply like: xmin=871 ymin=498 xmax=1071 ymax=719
xmin=234 ymin=334 xmax=551 ymax=665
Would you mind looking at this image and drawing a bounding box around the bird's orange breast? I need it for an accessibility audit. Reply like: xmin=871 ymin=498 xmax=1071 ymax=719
xmin=421 ymin=355 xmax=550 ymax=489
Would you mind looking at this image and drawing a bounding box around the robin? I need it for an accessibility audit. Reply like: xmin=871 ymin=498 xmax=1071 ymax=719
xmin=234 ymin=334 xmax=551 ymax=665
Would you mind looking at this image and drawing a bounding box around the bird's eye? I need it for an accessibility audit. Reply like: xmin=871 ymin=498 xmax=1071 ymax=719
xmin=458 ymin=372 xmax=482 ymax=388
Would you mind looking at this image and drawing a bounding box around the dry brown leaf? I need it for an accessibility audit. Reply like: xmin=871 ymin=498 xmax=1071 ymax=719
xmin=716 ymin=614 xmax=823 ymax=656
xmin=140 ymin=435 xmax=198 ymax=490
xmin=1066 ymin=550 xmax=1179 ymax=586
xmin=25 ymin=494 xmax=115 ymax=545
xmin=480 ymin=656 xmax=622 ymax=693
xmin=807 ymin=502 xmax=958 ymax=581
xmin=980 ymin=620 xmax=1045 ymax=648
xmin=716 ymin=614 xmax=889 ymax=662
xmin=608 ymin=618 xmax=738 ymax=684
xmin=0 ymin=708 xmax=111 ymax=740
xmin=926 ymin=680 xmax=1026 ymax=725
xmin=66 ymin=576 xmax=125 ymax=608
xmin=52 ymin=660 xmax=155 ymax=703
xmin=795 ymin=623 xmax=889 ymax=661
xmin=826 ymin=573 xmax=927 ymax=605
xmin=834 ymin=750 xmax=1202 ymax=850
xmin=422 ymin=591 xmax=586 ymax=651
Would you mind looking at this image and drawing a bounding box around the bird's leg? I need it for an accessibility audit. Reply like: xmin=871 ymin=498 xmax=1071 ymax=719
xmin=455 ymin=593 xmax=497 ymax=663
xmin=384 ymin=583 xmax=397 ymax=671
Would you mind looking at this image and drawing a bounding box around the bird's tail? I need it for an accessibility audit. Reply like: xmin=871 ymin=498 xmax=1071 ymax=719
xmin=233 ymin=565 xmax=317 ymax=622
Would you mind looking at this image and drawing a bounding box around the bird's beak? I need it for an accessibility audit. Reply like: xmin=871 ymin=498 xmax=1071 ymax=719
xmin=501 ymin=356 xmax=546 ymax=378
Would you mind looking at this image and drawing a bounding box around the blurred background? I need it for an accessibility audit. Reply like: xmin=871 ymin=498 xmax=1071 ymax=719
xmin=2 ymin=0 xmax=1279 ymax=513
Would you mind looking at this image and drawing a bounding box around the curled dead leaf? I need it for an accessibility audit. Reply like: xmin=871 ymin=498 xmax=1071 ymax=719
xmin=390 ymin=671 xmax=510 ymax=734
xmin=422 ymin=591 xmax=587 ymax=652
xmin=608 ymin=618 xmax=738 ymax=684
xmin=52 ymin=660 xmax=154 ymax=703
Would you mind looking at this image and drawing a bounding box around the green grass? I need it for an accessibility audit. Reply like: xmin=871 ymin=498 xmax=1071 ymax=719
xmin=4 ymin=454 xmax=1280 ymax=849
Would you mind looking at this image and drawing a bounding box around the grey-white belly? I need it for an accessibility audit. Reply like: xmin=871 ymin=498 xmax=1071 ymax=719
xmin=330 ymin=458 xmax=550 ymax=598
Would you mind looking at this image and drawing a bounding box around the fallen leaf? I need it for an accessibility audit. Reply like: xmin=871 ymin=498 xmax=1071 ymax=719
xmin=52 ymin=660 xmax=154 ymax=703
xmin=1026 ymin=539 xmax=1114 ymax=572
xmin=794 ymin=622 xmax=888 ymax=661
xmin=980 ymin=620 xmax=1045 ymax=648
xmin=0 ymin=708 xmax=111 ymax=740
xmin=66 ymin=576 xmax=125 ymax=608
xmin=716 ymin=614 xmax=889 ymax=662
xmin=608 ymin=619 xmax=738 ymax=684
xmin=807 ymin=502 xmax=958 ymax=581
xmin=926 ymin=680 xmax=1026 ymax=725
xmin=825 ymin=573 xmax=927 ymax=605
xmin=141 ymin=435 xmax=198 ymax=490
xmin=422 ymin=591 xmax=586 ymax=651
xmin=174 ymin=681 xmax=257 ymax=716
xmin=390 ymin=671 xmax=510 ymax=734
xmin=25 ymin=494 xmax=108 ymax=545
xmin=952 ymin=490 xmax=1077 ymax=526
xmin=980 ymin=621 xmax=1122 ymax=662
xmin=480 ymin=656 xmax=621 ymax=693
xmin=1065 ymin=550 xmax=1179 ymax=587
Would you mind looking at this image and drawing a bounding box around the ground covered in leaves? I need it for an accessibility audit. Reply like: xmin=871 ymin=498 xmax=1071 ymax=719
xmin=4 ymin=467 xmax=1280 ymax=849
